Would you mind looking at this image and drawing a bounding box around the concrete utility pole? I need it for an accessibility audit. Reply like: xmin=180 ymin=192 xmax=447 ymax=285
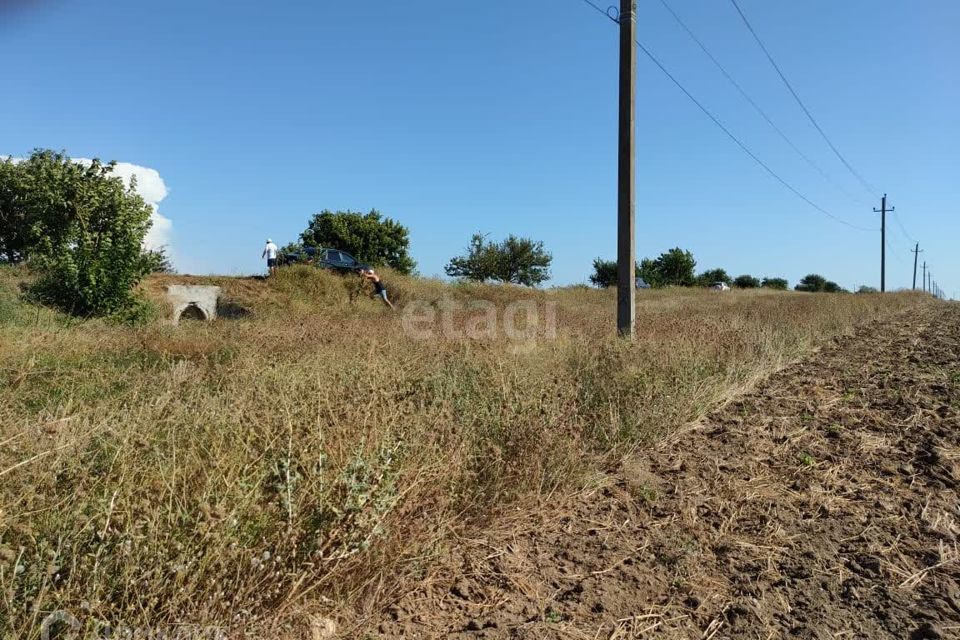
xmin=911 ymin=243 xmax=922 ymax=290
xmin=617 ymin=0 xmax=637 ymax=338
xmin=873 ymin=195 xmax=893 ymax=292
xmin=923 ymin=262 xmax=928 ymax=292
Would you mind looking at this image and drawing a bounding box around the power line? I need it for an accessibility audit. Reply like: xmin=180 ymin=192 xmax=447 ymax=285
xmin=888 ymin=244 xmax=908 ymax=268
xmin=632 ymin=38 xmax=876 ymax=232
xmin=891 ymin=209 xmax=916 ymax=243
xmin=657 ymin=0 xmax=872 ymax=209
xmin=574 ymin=0 xmax=876 ymax=232
xmin=578 ymin=0 xmax=618 ymax=23
xmin=728 ymin=0 xmax=881 ymax=199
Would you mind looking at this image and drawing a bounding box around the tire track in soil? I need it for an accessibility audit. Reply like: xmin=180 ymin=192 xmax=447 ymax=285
xmin=372 ymin=304 xmax=960 ymax=639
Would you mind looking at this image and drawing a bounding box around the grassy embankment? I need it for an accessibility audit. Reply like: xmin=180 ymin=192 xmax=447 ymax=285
xmin=0 ymin=265 xmax=924 ymax=638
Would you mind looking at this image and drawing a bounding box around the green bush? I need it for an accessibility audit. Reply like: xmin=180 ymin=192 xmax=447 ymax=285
xmin=2 ymin=150 xmax=154 ymax=316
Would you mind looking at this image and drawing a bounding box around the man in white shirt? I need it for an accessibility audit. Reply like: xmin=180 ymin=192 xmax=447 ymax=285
xmin=262 ymin=238 xmax=279 ymax=276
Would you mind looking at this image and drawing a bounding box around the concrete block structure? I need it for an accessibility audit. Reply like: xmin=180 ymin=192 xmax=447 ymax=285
xmin=167 ymin=285 xmax=221 ymax=325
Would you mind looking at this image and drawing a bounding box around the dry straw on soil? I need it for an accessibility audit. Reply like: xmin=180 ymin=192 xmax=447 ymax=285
xmin=0 ymin=266 xmax=920 ymax=638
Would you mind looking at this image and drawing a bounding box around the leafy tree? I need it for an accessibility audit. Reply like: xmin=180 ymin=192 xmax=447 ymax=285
xmin=0 ymin=157 xmax=32 ymax=264
xmin=590 ymin=258 xmax=617 ymax=288
xmin=796 ymin=275 xmax=824 ymax=292
xmin=589 ymin=258 xmax=645 ymax=288
xmin=445 ymin=234 xmax=500 ymax=283
xmin=761 ymin=277 xmax=788 ymax=290
xmin=446 ymin=233 xmax=552 ymax=286
xmin=299 ymin=209 xmax=415 ymax=274
xmin=734 ymin=274 xmax=761 ymax=289
xmin=823 ymin=281 xmax=846 ymax=293
xmin=697 ymin=268 xmax=731 ymax=287
xmin=795 ymin=274 xmax=845 ymax=293
xmin=856 ymin=285 xmax=879 ymax=294
xmin=14 ymin=150 xmax=154 ymax=315
xmin=651 ymin=248 xmax=697 ymax=286
xmin=795 ymin=274 xmax=827 ymax=292
xmin=499 ymin=235 xmax=552 ymax=286
xmin=143 ymin=247 xmax=175 ymax=273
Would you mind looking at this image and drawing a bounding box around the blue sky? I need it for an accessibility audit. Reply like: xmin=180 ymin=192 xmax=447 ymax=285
xmin=2 ymin=1 xmax=957 ymax=294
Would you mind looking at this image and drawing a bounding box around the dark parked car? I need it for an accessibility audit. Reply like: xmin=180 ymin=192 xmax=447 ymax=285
xmin=282 ymin=247 xmax=367 ymax=273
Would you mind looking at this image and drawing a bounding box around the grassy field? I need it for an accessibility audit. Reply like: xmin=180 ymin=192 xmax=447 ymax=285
xmin=0 ymin=265 xmax=923 ymax=638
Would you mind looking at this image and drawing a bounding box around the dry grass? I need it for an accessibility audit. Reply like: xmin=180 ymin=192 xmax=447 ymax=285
xmin=0 ymin=265 xmax=923 ymax=638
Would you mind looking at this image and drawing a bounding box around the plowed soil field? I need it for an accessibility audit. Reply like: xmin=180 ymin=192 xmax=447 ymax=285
xmin=372 ymin=304 xmax=960 ymax=639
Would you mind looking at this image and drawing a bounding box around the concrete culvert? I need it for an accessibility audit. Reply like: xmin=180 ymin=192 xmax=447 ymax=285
xmin=178 ymin=303 xmax=207 ymax=322
xmin=167 ymin=285 xmax=221 ymax=325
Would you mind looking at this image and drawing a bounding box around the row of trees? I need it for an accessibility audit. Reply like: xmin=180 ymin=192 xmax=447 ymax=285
xmin=0 ymin=150 xmax=167 ymax=317
xmin=589 ymin=248 xmax=790 ymax=290
xmin=282 ymin=212 xmax=554 ymax=286
xmin=282 ymin=214 xmax=853 ymax=293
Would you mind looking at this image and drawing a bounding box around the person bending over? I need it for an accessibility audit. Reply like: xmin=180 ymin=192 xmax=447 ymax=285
xmin=359 ymin=267 xmax=395 ymax=310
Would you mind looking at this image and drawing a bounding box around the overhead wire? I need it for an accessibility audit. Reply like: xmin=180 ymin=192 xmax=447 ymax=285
xmin=578 ymin=0 xmax=619 ymax=23
xmin=891 ymin=209 xmax=916 ymax=244
xmin=630 ymin=38 xmax=876 ymax=232
xmin=576 ymin=0 xmax=876 ymax=231
xmin=727 ymin=0 xmax=881 ymax=199
xmin=576 ymin=1 xmax=943 ymax=292
xmin=656 ymin=0 xmax=873 ymax=209
xmin=887 ymin=243 xmax=909 ymax=268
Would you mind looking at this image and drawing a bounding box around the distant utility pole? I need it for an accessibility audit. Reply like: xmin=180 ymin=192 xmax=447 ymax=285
xmin=617 ymin=0 xmax=637 ymax=338
xmin=923 ymin=262 xmax=928 ymax=292
xmin=873 ymin=194 xmax=893 ymax=292
xmin=911 ymin=243 xmax=922 ymax=290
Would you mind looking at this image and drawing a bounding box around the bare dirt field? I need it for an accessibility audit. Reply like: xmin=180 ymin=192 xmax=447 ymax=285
xmin=371 ymin=304 xmax=960 ymax=639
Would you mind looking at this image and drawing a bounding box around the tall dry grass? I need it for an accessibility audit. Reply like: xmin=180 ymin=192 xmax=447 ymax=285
xmin=0 ymin=266 xmax=923 ymax=638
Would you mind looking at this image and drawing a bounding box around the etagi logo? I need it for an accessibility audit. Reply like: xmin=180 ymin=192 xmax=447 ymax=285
xmin=401 ymin=298 xmax=558 ymax=341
